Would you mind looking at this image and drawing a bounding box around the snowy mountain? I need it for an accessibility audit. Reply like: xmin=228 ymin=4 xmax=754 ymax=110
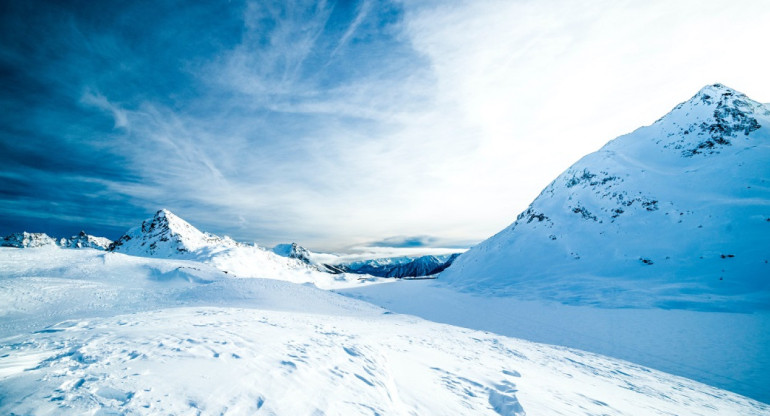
xmin=339 ymin=254 xmax=460 ymax=278
xmin=1 ymin=247 xmax=767 ymax=415
xmin=108 ymin=210 xmax=373 ymax=288
xmin=109 ymin=209 xmax=239 ymax=257
xmin=440 ymin=84 xmax=770 ymax=312
xmin=59 ymin=231 xmax=112 ymax=250
xmin=1 ymin=232 xmax=58 ymax=248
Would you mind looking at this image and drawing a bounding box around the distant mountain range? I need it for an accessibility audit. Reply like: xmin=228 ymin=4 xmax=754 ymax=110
xmin=270 ymin=242 xmax=460 ymax=278
xmin=1 ymin=209 xmax=457 ymax=280
xmin=332 ymin=254 xmax=461 ymax=278
xmin=1 ymin=231 xmax=111 ymax=250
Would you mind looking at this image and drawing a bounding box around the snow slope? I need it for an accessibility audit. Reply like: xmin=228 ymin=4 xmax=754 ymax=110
xmin=1 ymin=248 xmax=767 ymax=415
xmin=0 ymin=248 xmax=376 ymax=338
xmin=339 ymin=279 xmax=770 ymax=404
xmin=440 ymin=84 xmax=770 ymax=312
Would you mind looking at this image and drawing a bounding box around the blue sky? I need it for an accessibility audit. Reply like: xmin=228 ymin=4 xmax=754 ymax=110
xmin=1 ymin=0 xmax=768 ymax=251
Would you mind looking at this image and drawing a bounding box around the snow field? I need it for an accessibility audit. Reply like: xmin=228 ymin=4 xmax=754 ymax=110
xmin=2 ymin=307 xmax=767 ymax=415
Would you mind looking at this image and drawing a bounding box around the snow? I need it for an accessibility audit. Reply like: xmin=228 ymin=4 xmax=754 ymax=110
xmin=0 ymin=248 xmax=767 ymax=414
xmin=0 ymin=248 xmax=377 ymax=337
xmin=1 ymin=248 xmax=768 ymax=414
xmin=339 ymin=279 xmax=770 ymax=404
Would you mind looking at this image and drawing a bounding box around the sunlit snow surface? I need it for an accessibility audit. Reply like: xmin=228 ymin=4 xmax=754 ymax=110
xmin=1 ymin=248 xmax=768 ymax=415
xmin=340 ymin=279 xmax=770 ymax=405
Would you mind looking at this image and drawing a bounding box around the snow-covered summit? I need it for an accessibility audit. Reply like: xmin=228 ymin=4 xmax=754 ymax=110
xmin=440 ymin=84 xmax=770 ymax=312
xmin=639 ymin=83 xmax=766 ymax=156
xmin=1 ymin=232 xmax=58 ymax=248
xmin=109 ymin=209 xmax=238 ymax=257
xmin=60 ymin=231 xmax=112 ymax=250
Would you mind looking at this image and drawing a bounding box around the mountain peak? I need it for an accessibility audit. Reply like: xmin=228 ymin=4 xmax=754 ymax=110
xmin=110 ymin=209 xmax=232 ymax=257
xmin=695 ymin=82 xmax=738 ymax=96
xmin=686 ymin=83 xmax=751 ymax=108
xmin=142 ymin=209 xmax=195 ymax=234
xmin=155 ymin=208 xmax=177 ymax=220
xmin=647 ymin=83 xmax=766 ymax=156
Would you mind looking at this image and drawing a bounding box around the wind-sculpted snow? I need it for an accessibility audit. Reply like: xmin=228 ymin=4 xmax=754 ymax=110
xmin=2 ymin=303 xmax=767 ymax=414
xmin=441 ymin=84 xmax=770 ymax=312
xmin=0 ymin=248 xmax=381 ymax=338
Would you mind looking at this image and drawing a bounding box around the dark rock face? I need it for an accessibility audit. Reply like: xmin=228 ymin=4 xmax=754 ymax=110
xmin=657 ymin=84 xmax=765 ymax=156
